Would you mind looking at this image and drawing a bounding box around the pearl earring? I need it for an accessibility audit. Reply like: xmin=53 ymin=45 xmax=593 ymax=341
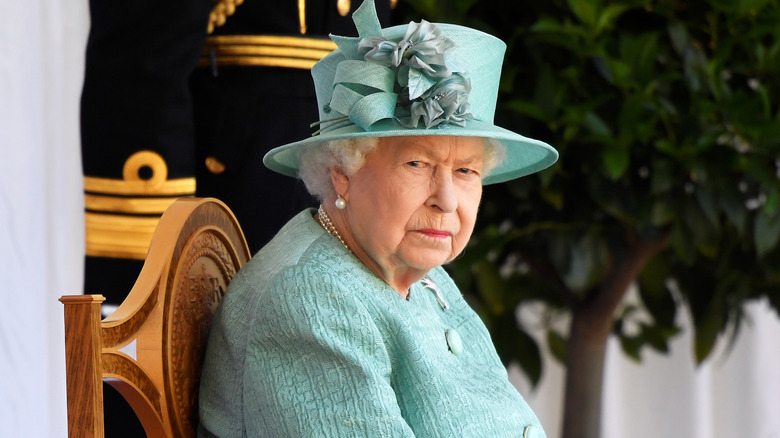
xmin=335 ymin=194 xmax=347 ymax=210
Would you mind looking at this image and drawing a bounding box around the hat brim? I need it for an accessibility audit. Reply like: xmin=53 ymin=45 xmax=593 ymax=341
xmin=263 ymin=118 xmax=558 ymax=185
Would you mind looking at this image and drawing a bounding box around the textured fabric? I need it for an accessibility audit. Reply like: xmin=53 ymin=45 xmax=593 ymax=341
xmin=198 ymin=209 xmax=546 ymax=437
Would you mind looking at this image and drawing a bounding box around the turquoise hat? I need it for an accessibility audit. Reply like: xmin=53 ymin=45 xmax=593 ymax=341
xmin=263 ymin=0 xmax=558 ymax=185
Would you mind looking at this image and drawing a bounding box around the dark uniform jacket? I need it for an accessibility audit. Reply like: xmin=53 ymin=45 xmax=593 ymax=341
xmin=80 ymin=2 xmax=392 ymax=436
xmin=81 ymin=0 xmax=392 ymax=300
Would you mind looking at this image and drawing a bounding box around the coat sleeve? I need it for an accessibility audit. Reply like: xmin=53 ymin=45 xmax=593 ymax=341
xmin=242 ymin=267 xmax=416 ymax=437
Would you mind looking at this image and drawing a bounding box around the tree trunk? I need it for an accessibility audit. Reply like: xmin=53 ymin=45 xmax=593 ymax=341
xmin=560 ymin=302 xmax=614 ymax=438
xmin=560 ymin=236 xmax=670 ymax=438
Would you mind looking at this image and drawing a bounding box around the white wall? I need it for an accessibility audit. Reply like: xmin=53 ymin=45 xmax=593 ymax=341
xmin=0 ymin=0 xmax=88 ymax=436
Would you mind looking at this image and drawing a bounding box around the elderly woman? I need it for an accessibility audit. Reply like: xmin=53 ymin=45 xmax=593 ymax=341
xmin=197 ymin=1 xmax=558 ymax=437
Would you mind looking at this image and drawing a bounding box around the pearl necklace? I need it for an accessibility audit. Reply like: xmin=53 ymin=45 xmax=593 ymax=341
xmin=317 ymin=205 xmax=350 ymax=251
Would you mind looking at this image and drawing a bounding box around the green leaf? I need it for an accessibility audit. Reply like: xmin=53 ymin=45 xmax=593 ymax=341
xmin=530 ymin=16 xmax=565 ymax=33
xmin=514 ymin=329 xmax=543 ymax=387
xmin=640 ymin=323 xmax=680 ymax=353
xmin=567 ymin=0 xmax=600 ymax=27
xmin=650 ymin=201 xmax=676 ymax=226
xmin=590 ymin=178 xmax=637 ymax=224
xmin=547 ymin=330 xmax=568 ymax=364
xmin=638 ymin=256 xmax=677 ymax=326
xmin=653 ymin=139 xmax=679 ymax=157
xmin=708 ymin=0 xmax=773 ymax=15
xmin=559 ymin=234 xmax=612 ymax=293
xmin=764 ymin=186 xmax=780 ymax=217
xmin=693 ymin=301 xmax=725 ymax=363
xmin=680 ymin=199 xmax=719 ymax=259
xmin=529 ymin=16 xmax=589 ymax=52
xmin=605 ymin=58 xmax=633 ymax=85
xmin=602 ymin=145 xmax=629 ymax=180
xmin=475 ymin=260 xmax=507 ymax=315
xmin=683 ymin=44 xmax=709 ymax=93
xmin=619 ymin=335 xmax=643 ymax=362
xmin=584 ymin=111 xmax=612 ymax=136
xmin=649 ymin=158 xmax=677 ymax=195
xmin=619 ymin=31 xmax=660 ymax=84
xmin=537 ymin=165 xmax=557 ymax=188
xmin=720 ymin=184 xmax=748 ymax=236
xmin=505 ymin=100 xmax=549 ymax=122
xmin=532 ymin=63 xmax=564 ymax=121
xmin=671 ymin=221 xmax=696 ymax=265
xmin=754 ymin=208 xmax=780 ymax=257
xmin=695 ymin=185 xmax=720 ymax=229
xmin=667 ymin=21 xmax=690 ymax=56
xmin=563 ymin=125 xmax=580 ymax=142
xmin=596 ymin=4 xmax=631 ymax=34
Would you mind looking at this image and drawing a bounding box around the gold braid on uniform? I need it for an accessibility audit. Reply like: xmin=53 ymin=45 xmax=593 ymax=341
xmin=207 ymin=0 xmax=244 ymax=34
xmin=84 ymin=151 xmax=196 ymax=260
xmin=207 ymin=0 xmax=397 ymax=35
xmin=337 ymin=0 xmax=350 ymax=17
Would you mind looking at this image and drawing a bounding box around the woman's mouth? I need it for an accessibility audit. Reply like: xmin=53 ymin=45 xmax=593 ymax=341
xmin=417 ymin=229 xmax=452 ymax=239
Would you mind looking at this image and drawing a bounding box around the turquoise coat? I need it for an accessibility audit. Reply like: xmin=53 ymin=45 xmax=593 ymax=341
xmin=198 ymin=209 xmax=546 ymax=437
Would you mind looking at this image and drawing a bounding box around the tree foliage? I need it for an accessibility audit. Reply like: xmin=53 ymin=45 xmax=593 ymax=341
xmin=396 ymin=0 xmax=780 ymax=434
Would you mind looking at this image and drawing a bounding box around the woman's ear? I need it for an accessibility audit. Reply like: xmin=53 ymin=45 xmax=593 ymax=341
xmin=330 ymin=167 xmax=350 ymax=200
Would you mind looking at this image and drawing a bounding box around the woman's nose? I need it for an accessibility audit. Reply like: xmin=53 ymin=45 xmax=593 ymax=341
xmin=426 ymin=169 xmax=458 ymax=213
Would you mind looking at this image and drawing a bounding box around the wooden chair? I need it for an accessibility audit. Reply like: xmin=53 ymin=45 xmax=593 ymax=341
xmin=60 ymin=198 xmax=251 ymax=437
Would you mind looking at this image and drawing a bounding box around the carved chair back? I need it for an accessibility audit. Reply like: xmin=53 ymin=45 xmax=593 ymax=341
xmin=60 ymin=198 xmax=251 ymax=437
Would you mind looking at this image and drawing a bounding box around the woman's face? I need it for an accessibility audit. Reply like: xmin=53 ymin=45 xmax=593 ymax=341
xmin=336 ymin=135 xmax=485 ymax=286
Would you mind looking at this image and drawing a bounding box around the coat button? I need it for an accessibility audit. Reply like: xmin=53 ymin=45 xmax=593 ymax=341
xmin=523 ymin=424 xmax=538 ymax=438
xmin=445 ymin=329 xmax=463 ymax=355
xmin=205 ymin=156 xmax=226 ymax=174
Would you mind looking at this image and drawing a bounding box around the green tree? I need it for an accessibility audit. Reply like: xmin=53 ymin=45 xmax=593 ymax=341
xmin=396 ymin=0 xmax=780 ymax=437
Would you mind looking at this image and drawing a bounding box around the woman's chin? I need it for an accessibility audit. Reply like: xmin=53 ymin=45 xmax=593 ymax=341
xmin=397 ymin=248 xmax=453 ymax=273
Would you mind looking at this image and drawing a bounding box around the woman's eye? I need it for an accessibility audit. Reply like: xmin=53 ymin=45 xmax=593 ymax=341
xmin=407 ymin=161 xmax=422 ymax=167
xmin=457 ymin=168 xmax=476 ymax=175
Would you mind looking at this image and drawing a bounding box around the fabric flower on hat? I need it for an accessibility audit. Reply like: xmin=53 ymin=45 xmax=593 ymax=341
xmin=358 ymin=20 xmax=454 ymax=84
xmin=319 ymin=1 xmax=473 ymax=133
xmin=400 ymin=73 xmax=472 ymax=128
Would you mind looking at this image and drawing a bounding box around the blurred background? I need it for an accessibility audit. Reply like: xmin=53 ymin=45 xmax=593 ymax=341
xmin=2 ymin=0 xmax=779 ymax=437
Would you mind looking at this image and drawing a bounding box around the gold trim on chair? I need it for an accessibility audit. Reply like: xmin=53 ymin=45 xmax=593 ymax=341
xmin=84 ymin=151 xmax=196 ymax=260
xmin=199 ymin=35 xmax=338 ymax=70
